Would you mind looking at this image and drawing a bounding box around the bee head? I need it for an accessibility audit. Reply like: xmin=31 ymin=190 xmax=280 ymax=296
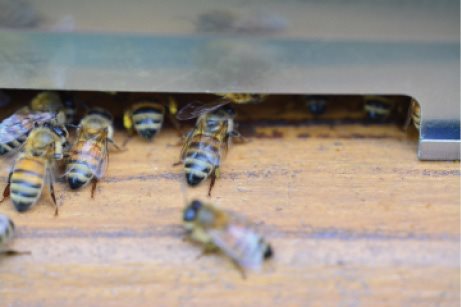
xmin=183 ymin=200 xmax=203 ymax=222
xmin=220 ymin=104 xmax=235 ymax=117
xmin=42 ymin=122 xmax=68 ymax=139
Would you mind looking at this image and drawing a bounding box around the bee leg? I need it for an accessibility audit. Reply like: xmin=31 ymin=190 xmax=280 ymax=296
xmin=208 ymin=168 xmax=221 ymax=197
xmin=208 ymin=172 xmax=216 ymax=197
xmin=108 ymin=139 xmax=125 ymax=152
xmin=231 ymin=260 xmax=247 ymax=279
xmin=167 ymin=113 xmax=182 ymax=135
xmin=172 ymin=160 xmax=183 ymax=167
xmin=0 ymin=172 xmax=12 ymax=204
xmin=49 ymin=179 xmax=59 ymax=217
xmin=229 ymin=130 xmax=248 ymax=144
xmin=122 ymin=135 xmax=133 ymax=147
xmin=196 ymin=243 xmax=220 ymax=259
xmin=0 ymin=250 xmax=31 ymax=257
xmin=91 ymin=178 xmax=98 ymax=198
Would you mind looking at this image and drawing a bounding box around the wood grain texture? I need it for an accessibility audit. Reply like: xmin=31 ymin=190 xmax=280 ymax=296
xmin=0 ymin=122 xmax=459 ymax=307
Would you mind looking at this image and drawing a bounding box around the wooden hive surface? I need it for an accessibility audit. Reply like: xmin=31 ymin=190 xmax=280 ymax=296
xmin=0 ymin=99 xmax=459 ymax=306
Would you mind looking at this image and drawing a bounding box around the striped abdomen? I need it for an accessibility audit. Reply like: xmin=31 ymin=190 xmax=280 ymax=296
xmin=184 ymin=134 xmax=221 ymax=186
xmin=10 ymin=156 xmax=46 ymax=212
xmin=132 ymin=103 xmax=164 ymax=140
xmin=0 ymin=123 xmax=31 ymax=156
xmin=66 ymin=139 xmax=104 ymax=190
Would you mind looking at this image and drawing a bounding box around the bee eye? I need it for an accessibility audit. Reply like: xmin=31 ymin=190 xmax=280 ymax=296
xmin=263 ymin=245 xmax=273 ymax=260
xmin=52 ymin=127 xmax=66 ymax=137
xmin=183 ymin=208 xmax=197 ymax=222
xmin=183 ymin=200 xmax=202 ymax=221
xmin=222 ymin=105 xmax=235 ymax=115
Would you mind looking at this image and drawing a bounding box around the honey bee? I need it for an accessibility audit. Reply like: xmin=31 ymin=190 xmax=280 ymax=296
xmin=0 ymin=123 xmax=69 ymax=214
xmin=176 ymin=102 xmax=239 ymax=195
xmin=176 ymin=94 xmax=264 ymax=121
xmin=123 ymin=97 xmax=181 ymax=142
xmin=404 ymin=99 xmax=421 ymax=131
xmin=0 ymin=92 xmax=67 ymax=156
xmin=303 ymin=95 xmax=328 ymax=116
xmin=30 ymin=91 xmax=63 ymax=113
xmin=0 ymin=214 xmax=30 ymax=257
xmin=183 ymin=199 xmax=273 ymax=278
xmin=60 ymin=92 xmax=78 ymax=125
xmin=363 ymin=95 xmax=394 ymax=121
xmin=66 ymin=108 xmax=122 ymax=197
xmin=123 ymin=100 xmax=166 ymax=141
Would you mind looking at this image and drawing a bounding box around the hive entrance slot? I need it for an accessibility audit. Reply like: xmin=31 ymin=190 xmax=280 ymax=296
xmin=0 ymin=90 xmax=419 ymax=142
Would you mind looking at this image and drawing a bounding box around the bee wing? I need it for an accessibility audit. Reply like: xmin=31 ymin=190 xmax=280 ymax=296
xmin=94 ymin=139 xmax=109 ymax=179
xmin=176 ymin=99 xmax=230 ymax=120
xmin=217 ymin=122 xmax=231 ymax=161
xmin=179 ymin=118 xmax=208 ymax=160
xmin=0 ymin=111 xmax=58 ymax=145
xmin=208 ymin=214 xmax=265 ymax=270
xmin=0 ymin=113 xmax=32 ymax=144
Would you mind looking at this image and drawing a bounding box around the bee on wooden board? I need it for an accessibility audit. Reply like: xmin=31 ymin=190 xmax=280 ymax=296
xmin=123 ymin=97 xmax=179 ymax=142
xmin=0 ymin=122 xmax=69 ymax=215
xmin=66 ymin=108 xmax=123 ymax=197
xmin=363 ymin=95 xmax=394 ymax=121
xmin=0 ymin=92 xmax=67 ymax=156
xmin=0 ymin=214 xmax=30 ymax=257
xmin=0 ymin=91 xmax=74 ymax=154
xmin=404 ymin=99 xmax=421 ymax=131
xmin=183 ymin=199 xmax=273 ymax=278
xmin=176 ymin=99 xmax=243 ymax=196
xmin=303 ymin=95 xmax=328 ymax=116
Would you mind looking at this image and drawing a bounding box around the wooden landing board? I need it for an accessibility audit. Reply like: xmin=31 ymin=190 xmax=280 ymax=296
xmin=0 ymin=123 xmax=459 ymax=306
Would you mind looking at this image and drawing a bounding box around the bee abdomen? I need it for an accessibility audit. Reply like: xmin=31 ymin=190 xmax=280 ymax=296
xmin=66 ymin=159 xmax=95 ymax=190
xmin=10 ymin=162 xmax=45 ymax=213
xmin=132 ymin=107 xmax=164 ymax=140
xmin=184 ymin=148 xmax=218 ymax=186
xmin=0 ymin=134 xmax=27 ymax=156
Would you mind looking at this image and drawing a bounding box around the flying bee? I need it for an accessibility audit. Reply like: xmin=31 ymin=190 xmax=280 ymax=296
xmin=66 ymin=108 xmax=122 ymax=197
xmin=303 ymin=95 xmax=328 ymax=116
xmin=123 ymin=97 xmax=181 ymax=143
xmin=404 ymin=99 xmax=421 ymax=131
xmin=0 ymin=214 xmax=30 ymax=257
xmin=363 ymin=95 xmax=394 ymax=121
xmin=0 ymin=122 xmax=69 ymax=214
xmin=0 ymin=92 xmax=67 ymax=156
xmin=183 ymin=199 xmax=273 ymax=278
xmin=176 ymin=101 xmax=240 ymax=195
